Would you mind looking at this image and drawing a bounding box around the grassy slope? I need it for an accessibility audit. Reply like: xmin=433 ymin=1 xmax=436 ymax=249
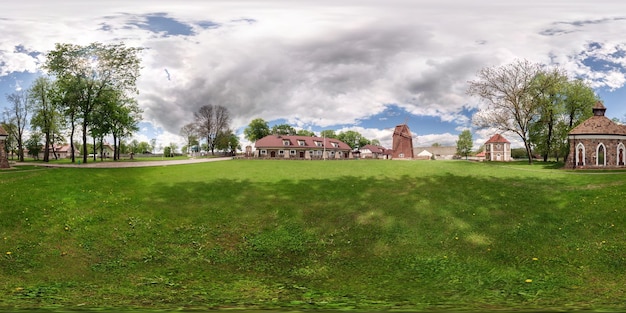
xmin=0 ymin=160 xmax=624 ymax=311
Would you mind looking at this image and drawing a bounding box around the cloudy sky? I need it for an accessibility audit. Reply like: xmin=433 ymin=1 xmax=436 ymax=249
xmin=2 ymin=1 xmax=626 ymax=151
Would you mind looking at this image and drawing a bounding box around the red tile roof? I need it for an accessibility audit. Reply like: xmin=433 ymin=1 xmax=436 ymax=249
xmin=485 ymin=134 xmax=510 ymax=144
xmin=255 ymin=135 xmax=351 ymax=150
xmin=0 ymin=125 xmax=8 ymax=137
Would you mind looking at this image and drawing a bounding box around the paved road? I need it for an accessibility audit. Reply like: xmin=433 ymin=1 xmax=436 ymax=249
xmin=14 ymin=157 xmax=233 ymax=168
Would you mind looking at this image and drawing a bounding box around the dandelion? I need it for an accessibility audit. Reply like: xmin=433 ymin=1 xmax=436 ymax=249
xmin=532 ymin=257 xmax=538 ymax=261
xmin=525 ymin=279 xmax=532 ymax=283
xmin=6 ymin=251 xmax=11 ymax=255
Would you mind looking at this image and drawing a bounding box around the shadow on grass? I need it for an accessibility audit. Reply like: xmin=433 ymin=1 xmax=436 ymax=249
xmin=3 ymin=167 xmax=624 ymax=310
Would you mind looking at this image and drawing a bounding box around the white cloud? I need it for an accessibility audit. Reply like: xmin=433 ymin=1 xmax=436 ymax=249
xmin=3 ymin=0 xmax=626 ymax=145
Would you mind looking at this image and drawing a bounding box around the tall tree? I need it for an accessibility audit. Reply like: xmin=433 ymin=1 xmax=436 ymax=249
xmin=44 ymin=42 xmax=142 ymax=163
xmin=456 ymin=129 xmax=473 ymax=160
xmin=180 ymin=122 xmax=198 ymax=154
xmin=215 ymin=129 xmax=239 ymax=155
xmin=3 ymin=91 xmax=30 ymax=161
xmin=244 ymin=118 xmax=270 ymax=142
xmin=271 ymin=124 xmax=296 ymax=135
xmin=29 ymin=77 xmax=60 ymax=162
xmin=468 ymin=59 xmax=544 ymax=164
xmin=528 ymin=68 xmax=568 ymax=162
xmin=337 ymin=130 xmax=370 ymax=150
xmin=195 ymin=105 xmax=230 ymax=156
xmin=296 ymin=129 xmax=315 ymax=137
xmin=320 ymin=129 xmax=337 ymax=139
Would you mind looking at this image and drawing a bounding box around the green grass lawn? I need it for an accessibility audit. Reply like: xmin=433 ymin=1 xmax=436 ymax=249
xmin=0 ymin=159 xmax=624 ymax=311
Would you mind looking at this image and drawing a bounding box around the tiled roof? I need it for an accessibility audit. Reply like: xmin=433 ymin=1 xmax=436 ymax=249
xmin=362 ymin=144 xmax=387 ymax=153
xmin=569 ymin=115 xmax=626 ymax=135
xmin=255 ymin=135 xmax=351 ymax=150
xmin=485 ymin=134 xmax=510 ymax=144
xmin=0 ymin=125 xmax=8 ymax=136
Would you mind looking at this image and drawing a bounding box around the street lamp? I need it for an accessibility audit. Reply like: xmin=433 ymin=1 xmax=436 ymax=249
xmin=0 ymin=125 xmax=10 ymax=168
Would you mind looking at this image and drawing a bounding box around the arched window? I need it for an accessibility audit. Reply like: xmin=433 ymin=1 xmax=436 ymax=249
xmin=576 ymin=143 xmax=585 ymax=166
xmin=596 ymin=143 xmax=606 ymax=166
xmin=618 ymin=143 xmax=625 ymax=166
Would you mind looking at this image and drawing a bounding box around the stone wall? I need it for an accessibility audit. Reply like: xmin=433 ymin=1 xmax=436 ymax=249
xmin=566 ymin=138 xmax=626 ymax=169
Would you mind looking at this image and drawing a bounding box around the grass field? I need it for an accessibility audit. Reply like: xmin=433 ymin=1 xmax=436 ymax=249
xmin=0 ymin=159 xmax=625 ymax=311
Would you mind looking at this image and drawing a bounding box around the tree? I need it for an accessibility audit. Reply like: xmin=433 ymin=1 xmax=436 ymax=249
xmin=195 ymin=105 xmax=230 ymax=156
xmin=371 ymin=139 xmax=381 ymax=146
xmin=271 ymin=124 xmax=296 ymax=135
xmin=215 ymin=129 xmax=240 ymax=155
xmin=456 ymin=130 xmax=473 ymax=160
xmin=44 ymin=42 xmax=142 ymax=164
xmin=3 ymin=91 xmax=30 ymax=162
xmin=180 ymin=122 xmax=198 ymax=154
xmin=320 ymin=130 xmax=337 ymax=139
xmin=527 ymin=68 xmax=568 ymax=162
xmin=29 ymin=77 xmax=62 ymax=162
xmin=468 ymin=59 xmax=544 ymax=164
xmin=25 ymin=132 xmax=43 ymax=160
xmin=337 ymin=130 xmax=370 ymax=150
xmin=244 ymin=118 xmax=270 ymax=142
xmin=296 ymin=129 xmax=315 ymax=137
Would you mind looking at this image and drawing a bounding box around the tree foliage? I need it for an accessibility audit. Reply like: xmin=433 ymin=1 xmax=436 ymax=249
xmin=3 ymin=91 xmax=30 ymax=161
xmin=296 ymin=129 xmax=315 ymax=137
xmin=195 ymin=105 xmax=230 ymax=155
xmin=244 ymin=118 xmax=270 ymax=142
xmin=337 ymin=130 xmax=370 ymax=150
xmin=44 ymin=42 xmax=142 ymax=163
xmin=271 ymin=124 xmax=296 ymax=135
xmin=456 ymin=130 xmax=473 ymax=159
xmin=469 ymin=59 xmax=550 ymax=164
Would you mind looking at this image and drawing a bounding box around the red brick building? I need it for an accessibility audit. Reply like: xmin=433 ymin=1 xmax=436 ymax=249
xmin=391 ymin=124 xmax=414 ymax=159
xmin=566 ymin=102 xmax=626 ymax=169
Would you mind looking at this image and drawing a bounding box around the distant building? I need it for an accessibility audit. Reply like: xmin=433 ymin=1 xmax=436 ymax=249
xmin=391 ymin=124 xmax=414 ymax=159
xmin=413 ymin=146 xmax=457 ymax=160
xmin=254 ymin=135 xmax=352 ymax=159
xmin=484 ymin=134 xmax=511 ymax=161
xmin=566 ymin=102 xmax=626 ymax=168
xmin=360 ymin=144 xmax=389 ymax=159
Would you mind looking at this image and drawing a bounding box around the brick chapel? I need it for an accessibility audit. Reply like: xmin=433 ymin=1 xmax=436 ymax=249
xmin=566 ymin=101 xmax=626 ymax=169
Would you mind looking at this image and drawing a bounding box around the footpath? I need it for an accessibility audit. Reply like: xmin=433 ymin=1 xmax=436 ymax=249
xmin=13 ymin=157 xmax=233 ymax=168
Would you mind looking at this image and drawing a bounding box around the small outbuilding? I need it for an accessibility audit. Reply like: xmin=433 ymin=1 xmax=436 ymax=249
xmin=484 ymin=134 xmax=511 ymax=161
xmin=566 ymin=102 xmax=626 ymax=169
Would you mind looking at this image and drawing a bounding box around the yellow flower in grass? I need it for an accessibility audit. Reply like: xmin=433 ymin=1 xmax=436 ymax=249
xmin=6 ymin=251 xmax=11 ymax=255
xmin=525 ymin=279 xmax=533 ymax=283
xmin=532 ymin=257 xmax=538 ymax=261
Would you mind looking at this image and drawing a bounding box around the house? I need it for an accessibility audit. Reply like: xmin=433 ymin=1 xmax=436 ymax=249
xmin=415 ymin=149 xmax=433 ymax=160
xmin=413 ymin=146 xmax=457 ymax=160
xmin=484 ymin=134 xmax=511 ymax=161
xmin=566 ymin=102 xmax=626 ymax=169
xmin=254 ymin=135 xmax=352 ymax=159
xmin=391 ymin=124 xmax=414 ymax=159
xmin=360 ymin=144 xmax=389 ymax=159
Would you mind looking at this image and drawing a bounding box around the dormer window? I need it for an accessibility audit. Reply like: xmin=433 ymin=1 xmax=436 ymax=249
xmin=331 ymin=142 xmax=338 ymax=148
xmin=315 ymin=141 xmax=323 ymax=147
xmin=283 ymin=140 xmax=290 ymax=146
xmin=298 ymin=140 xmax=306 ymax=146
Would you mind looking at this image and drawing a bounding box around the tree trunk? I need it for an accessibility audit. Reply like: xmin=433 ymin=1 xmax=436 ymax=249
xmin=43 ymin=131 xmax=51 ymax=162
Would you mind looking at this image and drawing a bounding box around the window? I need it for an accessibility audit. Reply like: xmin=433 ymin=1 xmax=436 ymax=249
xmin=597 ymin=143 xmax=606 ymax=166
xmin=298 ymin=140 xmax=306 ymax=146
xmin=618 ymin=143 xmax=625 ymax=166
xmin=331 ymin=142 xmax=338 ymax=148
xmin=576 ymin=143 xmax=585 ymax=166
xmin=279 ymin=150 xmax=284 ymax=155
xmin=315 ymin=141 xmax=323 ymax=147
xmin=496 ymin=144 xmax=501 ymax=149
xmin=283 ymin=140 xmax=290 ymax=146
xmin=290 ymin=150 xmax=296 ymax=155
xmin=260 ymin=150 xmax=267 ymax=155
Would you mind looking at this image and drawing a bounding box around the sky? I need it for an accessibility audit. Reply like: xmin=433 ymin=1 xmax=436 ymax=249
xmin=2 ymin=1 xmax=626 ymax=152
